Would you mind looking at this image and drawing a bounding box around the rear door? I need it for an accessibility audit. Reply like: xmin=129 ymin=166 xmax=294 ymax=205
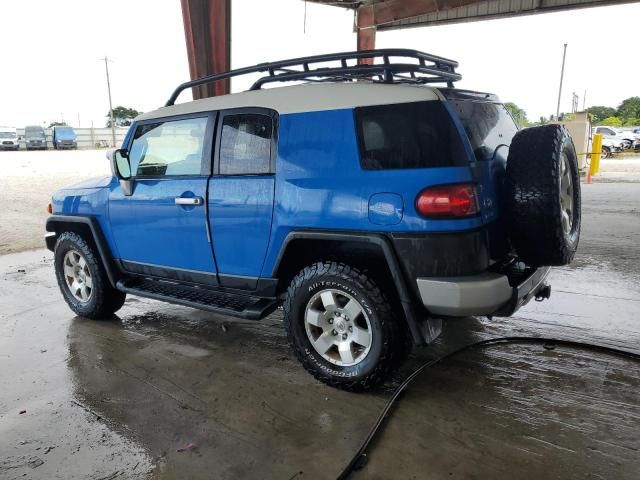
xmin=109 ymin=113 xmax=218 ymax=283
xmin=208 ymin=108 xmax=276 ymax=289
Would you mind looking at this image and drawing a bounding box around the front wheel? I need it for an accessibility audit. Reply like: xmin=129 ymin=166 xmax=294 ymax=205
xmin=54 ymin=232 xmax=126 ymax=319
xmin=283 ymin=262 xmax=405 ymax=392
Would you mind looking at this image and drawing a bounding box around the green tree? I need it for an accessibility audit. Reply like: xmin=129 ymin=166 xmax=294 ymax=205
xmin=623 ymin=117 xmax=639 ymax=127
xmin=106 ymin=106 xmax=141 ymax=127
xmin=588 ymin=106 xmax=616 ymax=124
xmin=48 ymin=121 xmax=67 ymax=128
xmin=617 ymin=97 xmax=640 ymax=121
xmin=599 ymin=116 xmax=623 ymax=127
xmin=504 ymin=102 xmax=528 ymax=128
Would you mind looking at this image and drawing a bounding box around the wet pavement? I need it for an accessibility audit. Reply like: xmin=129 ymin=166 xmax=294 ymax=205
xmin=1 ymin=182 xmax=639 ymax=479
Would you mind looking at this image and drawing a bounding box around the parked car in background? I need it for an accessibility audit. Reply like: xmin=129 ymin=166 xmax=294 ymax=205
xmin=0 ymin=126 xmax=20 ymax=151
xmin=24 ymin=125 xmax=48 ymax=150
xmin=600 ymin=137 xmax=622 ymax=159
xmin=52 ymin=126 xmax=78 ymax=149
xmin=593 ymin=126 xmax=634 ymax=149
xmin=622 ymin=128 xmax=640 ymax=149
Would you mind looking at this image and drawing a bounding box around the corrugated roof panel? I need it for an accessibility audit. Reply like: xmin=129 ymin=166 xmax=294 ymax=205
xmin=377 ymin=0 xmax=632 ymax=29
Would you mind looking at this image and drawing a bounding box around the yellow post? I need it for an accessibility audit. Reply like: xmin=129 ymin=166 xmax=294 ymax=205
xmin=590 ymin=133 xmax=602 ymax=176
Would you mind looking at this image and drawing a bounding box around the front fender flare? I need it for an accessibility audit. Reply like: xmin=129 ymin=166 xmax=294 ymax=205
xmin=45 ymin=215 xmax=120 ymax=288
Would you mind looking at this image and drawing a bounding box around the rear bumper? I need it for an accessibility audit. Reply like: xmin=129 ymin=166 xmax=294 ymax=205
xmin=416 ymin=265 xmax=550 ymax=317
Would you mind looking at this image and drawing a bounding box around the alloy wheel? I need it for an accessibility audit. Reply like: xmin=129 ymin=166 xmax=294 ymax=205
xmin=304 ymin=289 xmax=373 ymax=366
xmin=63 ymin=250 xmax=93 ymax=303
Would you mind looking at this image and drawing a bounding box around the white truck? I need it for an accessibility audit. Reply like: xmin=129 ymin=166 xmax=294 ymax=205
xmin=0 ymin=126 xmax=19 ymax=151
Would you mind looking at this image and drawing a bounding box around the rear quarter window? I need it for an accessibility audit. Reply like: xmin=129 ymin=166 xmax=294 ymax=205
xmin=355 ymin=101 xmax=469 ymax=170
xmin=449 ymin=100 xmax=518 ymax=163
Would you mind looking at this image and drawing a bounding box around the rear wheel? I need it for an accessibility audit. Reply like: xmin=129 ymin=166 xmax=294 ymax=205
xmin=54 ymin=232 xmax=126 ymax=319
xmin=283 ymin=261 xmax=404 ymax=392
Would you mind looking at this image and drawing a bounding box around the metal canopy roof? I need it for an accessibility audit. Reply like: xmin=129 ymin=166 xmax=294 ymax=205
xmin=308 ymin=0 xmax=638 ymax=30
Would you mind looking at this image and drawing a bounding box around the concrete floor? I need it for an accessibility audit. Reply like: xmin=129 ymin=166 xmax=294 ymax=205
xmin=1 ymin=182 xmax=639 ymax=479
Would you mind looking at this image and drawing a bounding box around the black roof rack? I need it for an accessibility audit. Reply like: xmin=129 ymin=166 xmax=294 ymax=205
xmin=166 ymin=48 xmax=461 ymax=106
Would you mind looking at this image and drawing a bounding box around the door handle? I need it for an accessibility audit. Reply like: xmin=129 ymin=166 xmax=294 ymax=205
xmin=175 ymin=196 xmax=203 ymax=206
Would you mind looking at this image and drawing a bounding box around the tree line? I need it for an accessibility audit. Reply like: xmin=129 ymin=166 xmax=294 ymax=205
xmin=46 ymin=106 xmax=142 ymax=129
xmin=505 ymin=96 xmax=640 ymax=128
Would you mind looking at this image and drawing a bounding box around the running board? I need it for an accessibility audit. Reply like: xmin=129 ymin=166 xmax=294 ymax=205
xmin=116 ymin=278 xmax=279 ymax=320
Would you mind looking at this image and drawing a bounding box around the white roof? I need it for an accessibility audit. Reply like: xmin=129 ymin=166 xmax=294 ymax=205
xmin=136 ymin=83 xmax=442 ymax=121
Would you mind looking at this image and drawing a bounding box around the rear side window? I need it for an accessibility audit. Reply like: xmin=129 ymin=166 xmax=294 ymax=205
xmin=355 ymin=101 xmax=468 ymax=170
xmin=219 ymin=114 xmax=272 ymax=175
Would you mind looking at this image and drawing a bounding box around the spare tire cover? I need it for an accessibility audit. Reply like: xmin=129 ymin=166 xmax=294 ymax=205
xmin=506 ymin=124 xmax=581 ymax=266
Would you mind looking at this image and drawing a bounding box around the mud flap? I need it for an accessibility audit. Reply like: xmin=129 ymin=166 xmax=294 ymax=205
xmin=420 ymin=318 xmax=443 ymax=344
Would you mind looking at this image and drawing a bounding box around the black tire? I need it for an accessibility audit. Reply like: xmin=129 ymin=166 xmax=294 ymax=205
xmin=601 ymin=146 xmax=611 ymax=159
xmin=506 ymin=124 xmax=581 ymax=266
xmin=283 ymin=261 xmax=405 ymax=392
xmin=54 ymin=232 xmax=126 ymax=319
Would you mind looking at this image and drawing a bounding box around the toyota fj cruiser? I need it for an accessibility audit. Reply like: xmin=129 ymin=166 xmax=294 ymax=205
xmin=46 ymin=50 xmax=581 ymax=391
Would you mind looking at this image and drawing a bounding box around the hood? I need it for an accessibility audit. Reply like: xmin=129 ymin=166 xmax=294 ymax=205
xmin=59 ymin=175 xmax=113 ymax=190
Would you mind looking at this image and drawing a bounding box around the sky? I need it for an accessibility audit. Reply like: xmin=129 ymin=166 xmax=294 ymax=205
xmin=0 ymin=0 xmax=639 ymax=128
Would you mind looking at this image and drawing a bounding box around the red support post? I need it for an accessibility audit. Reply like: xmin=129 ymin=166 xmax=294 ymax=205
xmin=356 ymin=4 xmax=376 ymax=64
xmin=180 ymin=0 xmax=231 ymax=99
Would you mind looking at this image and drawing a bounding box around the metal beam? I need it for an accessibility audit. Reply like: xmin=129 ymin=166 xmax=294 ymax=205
xmin=180 ymin=0 xmax=231 ymax=99
xmin=350 ymin=0 xmax=639 ymax=30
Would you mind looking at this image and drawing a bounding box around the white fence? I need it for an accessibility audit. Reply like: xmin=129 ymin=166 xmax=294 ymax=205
xmin=16 ymin=127 xmax=129 ymax=149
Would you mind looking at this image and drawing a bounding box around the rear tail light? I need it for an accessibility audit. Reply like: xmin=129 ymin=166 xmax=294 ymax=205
xmin=415 ymin=183 xmax=479 ymax=218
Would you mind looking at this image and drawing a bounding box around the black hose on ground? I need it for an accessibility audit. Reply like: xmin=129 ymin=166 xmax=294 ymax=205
xmin=336 ymin=336 xmax=640 ymax=480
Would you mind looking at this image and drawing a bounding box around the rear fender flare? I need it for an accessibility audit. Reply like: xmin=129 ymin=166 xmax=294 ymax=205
xmin=273 ymin=231 xmax=425 ymax=345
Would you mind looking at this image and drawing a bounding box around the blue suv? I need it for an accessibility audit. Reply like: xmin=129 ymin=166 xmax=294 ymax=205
xmin=46 ymin=50 xmax=581 ymax=391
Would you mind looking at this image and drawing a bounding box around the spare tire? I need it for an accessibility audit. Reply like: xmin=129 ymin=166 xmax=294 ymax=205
xmin=506 ymin=124 xmax=581 ymax=266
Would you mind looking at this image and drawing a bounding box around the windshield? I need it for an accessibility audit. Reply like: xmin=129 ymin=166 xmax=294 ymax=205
xmin=448 ymin=100 xmax=518 ymax=163
xmin=25 ymin=127 xmax=45 ymax=138
xmin=56 ymin=127 xmax=76 ymax=137
xmin=0 ymin=132 xmax=16 ymax=139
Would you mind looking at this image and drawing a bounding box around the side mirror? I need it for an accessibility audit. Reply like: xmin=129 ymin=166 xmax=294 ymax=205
xmin=115 ymin=149 xmax=132 ymax=179
xmin=108 ymin=149 xmax=134 ymax=196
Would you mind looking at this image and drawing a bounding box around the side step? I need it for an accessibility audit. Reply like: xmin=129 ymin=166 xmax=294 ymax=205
xmin=116 ymin=277 xmax=279 ymax=320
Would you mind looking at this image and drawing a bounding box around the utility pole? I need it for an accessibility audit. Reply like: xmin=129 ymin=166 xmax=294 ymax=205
xmin=583 ymin=90 xmax=587 ymax=111
xmin=556 ymin=43 xmax=568 ymax=120
xmin=102 ymin=56 xmax=116 ymax=148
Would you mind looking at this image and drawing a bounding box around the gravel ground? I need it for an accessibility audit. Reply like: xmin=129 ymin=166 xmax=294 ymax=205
xmin=0 ymin=149 xmax=638 ymax=255
xmin=0 ymin=150 xmax=110 ymax=255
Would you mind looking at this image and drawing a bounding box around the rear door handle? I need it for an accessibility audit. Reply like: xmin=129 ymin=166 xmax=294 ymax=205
xmin=175 ymin=197 xmax=203 ymax=206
